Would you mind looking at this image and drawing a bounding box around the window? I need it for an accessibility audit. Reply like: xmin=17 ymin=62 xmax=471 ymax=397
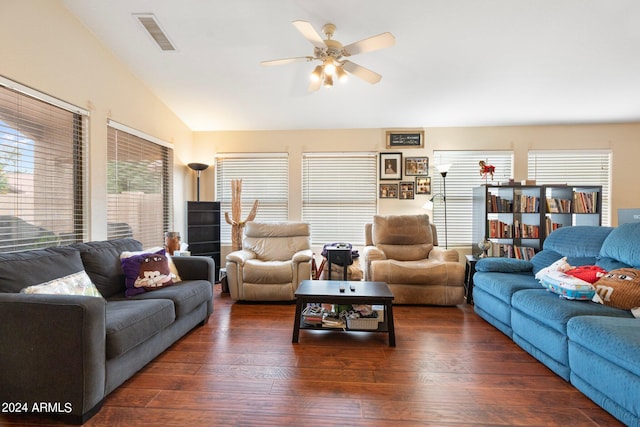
xmin=432 ymin=151 xmax=514 ymax=247
xmin=107 ymin=121 xmax=173 ymax=248
xmin=0 ymin=78 xmax=88 ymax=251
xmin=528 ymin=150 xmax=612 ymax=225
xmin=302 ymin=152 xmax=377 ymax=244
xmin=216 ymin=153 xmax=289 ymax=243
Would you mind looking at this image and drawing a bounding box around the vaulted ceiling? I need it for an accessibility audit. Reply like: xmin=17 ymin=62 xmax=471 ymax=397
xmin=62 ymin=0 xmax=640 ymax=131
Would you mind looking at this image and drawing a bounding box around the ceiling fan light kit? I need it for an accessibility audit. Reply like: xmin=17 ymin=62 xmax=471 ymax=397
xmin=261 ymin=20 xmax=395 ymax=92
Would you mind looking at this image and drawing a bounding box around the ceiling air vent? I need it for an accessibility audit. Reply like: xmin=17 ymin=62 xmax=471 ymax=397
xmin=134 ymin=13 xmax=176 ymax=51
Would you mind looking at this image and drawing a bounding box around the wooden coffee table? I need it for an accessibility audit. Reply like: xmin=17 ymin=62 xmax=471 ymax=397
xmin=292 ymin=280 xmax=396 ymax=347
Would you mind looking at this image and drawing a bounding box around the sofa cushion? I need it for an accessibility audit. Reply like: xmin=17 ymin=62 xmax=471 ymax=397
xmin=243 ymin=259 xmax=292 ymax=283
xmin=21 ymin=270 xmax=103 ymax=298
xmin=568 ymin=316 xmax=640 ymax=391
xmin=372 ymin=214 xmax=434 ymax=261
xmin=544 ymin=225 xmax=615 ymax=258
xmin=473 ymin=272 xmax=541 ymax=305
xmin=0 ymin=246 xmax=85 ymax=293
xmin=104 ymin=298 xmax=175 ymax=359
xmin=120 ymin=249 xmax=175 ymax=297
xmin=128 ymin=280 xmax=212 ymax=318
xmin=72 ymin=238 xmax=143 ymax=298
xmin=475 ymin=257 xmax=533 ymax=273
xmin=599 ymin=222 xmax=640 ymax=268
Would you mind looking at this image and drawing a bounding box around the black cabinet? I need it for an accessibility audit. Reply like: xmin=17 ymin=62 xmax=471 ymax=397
xmin=186 ymin=201 xmax=221 ymax=280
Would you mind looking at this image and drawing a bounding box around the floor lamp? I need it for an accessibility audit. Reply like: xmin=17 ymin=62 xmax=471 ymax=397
xmin=425 ymin=164 xmax=451 ymax=249
xmin=187 ymin=162 xmax=209 ymax=201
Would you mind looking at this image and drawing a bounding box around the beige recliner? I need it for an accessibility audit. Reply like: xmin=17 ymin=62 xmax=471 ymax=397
xmin=363 ymin=214 xmax=465 ymax=305
xmin=226 ymin=221 xmax=313 ymax=301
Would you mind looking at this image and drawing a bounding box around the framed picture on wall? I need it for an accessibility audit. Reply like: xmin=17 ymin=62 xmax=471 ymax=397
xmin=405 ymin=157 xmax=429 ymax=176
xmin=399 ymin=181 xmax=415 ymax=199
xmin=380 ymin=152 xmax=402 ymax=180
xmin=379 ymin=183 xmax=398 ymax=199
xmin=416 ymin=177 xmax=431 ymax=194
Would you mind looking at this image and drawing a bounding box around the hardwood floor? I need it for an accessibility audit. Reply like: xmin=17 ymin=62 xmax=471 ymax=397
xmin=2 ymin=284 xmax=623 ymax=426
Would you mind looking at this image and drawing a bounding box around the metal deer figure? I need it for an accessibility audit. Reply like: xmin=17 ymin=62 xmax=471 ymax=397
xmin=224 ymin=179 xmax=259 ymax=251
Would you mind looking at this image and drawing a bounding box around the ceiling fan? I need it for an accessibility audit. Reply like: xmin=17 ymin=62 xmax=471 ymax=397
xmin=261 ymin=20 xmax=396 ymax=91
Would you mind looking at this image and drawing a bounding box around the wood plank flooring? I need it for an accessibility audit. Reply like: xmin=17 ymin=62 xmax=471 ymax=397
xmin=2 ymin=284 xmax=623 ymax=426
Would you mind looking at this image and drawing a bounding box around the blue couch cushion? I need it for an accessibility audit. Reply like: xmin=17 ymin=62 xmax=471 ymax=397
xmin=473 ymin=272 xmax=541 ymax=305
xmin=599 ymin=222 xmax=640 ymax=269
xmin=104 ymin=298 xmax=175 ymax=359
xmin=530 ymin=226 xmax=615 ymax=274
xmin=512 ymin=289 xmax=634 ymax=335
xmin=568 ymin=316 xmax=640 ymax=377
xmin=475 ymin=258 xmax=533 ymax=273
xmin=0 ymin=247 xmax=85 ymax=293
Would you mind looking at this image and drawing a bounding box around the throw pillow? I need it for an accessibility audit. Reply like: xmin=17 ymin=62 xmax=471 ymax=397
xmin=21 ymin=270 xmax=103 ymax=298
xmin=534 ymin=257 xmax=573 ymax=281
xmin=120 ymin=248 xmax=175 ymax=297
xmin=592 ymin=268 xmax=640 ymax=311
xmin=121 ymin=247 xmax=182 ymax=283
xmin=564 ymin=265 xmax=607 ymax=284
xmin=538 ymin=270 xmax=596 ymax=300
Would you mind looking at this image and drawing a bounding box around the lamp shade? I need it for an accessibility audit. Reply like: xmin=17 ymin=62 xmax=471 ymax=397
xmin=187 ymin=162 xmax=209 ymax=172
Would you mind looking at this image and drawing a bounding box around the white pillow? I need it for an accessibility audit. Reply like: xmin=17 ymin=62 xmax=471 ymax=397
xmin=120 ymin=247 xmax=182 ymax=283
xmin=21 ymin=270 xmax=103 ymax=298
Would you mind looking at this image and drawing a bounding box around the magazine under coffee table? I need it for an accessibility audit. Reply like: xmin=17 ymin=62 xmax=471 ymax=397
xmin=292 ymin=280 xmax=396 ymax=347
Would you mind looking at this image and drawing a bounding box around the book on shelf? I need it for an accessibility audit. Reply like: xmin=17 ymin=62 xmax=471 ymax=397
xmin=573 ymin=191 xmax=598 ymax=213
xmin=489 ymin=242 xmax=535 ymax=260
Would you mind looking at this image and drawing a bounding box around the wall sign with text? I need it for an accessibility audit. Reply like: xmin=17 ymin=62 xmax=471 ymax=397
xmin=386 ymin=130 xmax=424 ymax=148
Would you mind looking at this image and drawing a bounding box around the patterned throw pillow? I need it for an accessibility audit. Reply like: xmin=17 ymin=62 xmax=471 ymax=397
xmin=593 ymin=268 xmax=640 ymax=311
xmin=538 ymin=270 xmax=596 ymax=300
xmin=120 ymin=248 xmax=176 ymax=297
xmin=121 ymin=247 xmax=182 ymax=282
xmin=21 ymin=270 xmax=103 ymax=298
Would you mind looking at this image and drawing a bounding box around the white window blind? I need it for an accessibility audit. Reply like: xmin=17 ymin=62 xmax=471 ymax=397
xmin=216 ymin=153 xmax=289 ymax=243
xmin=432 ymin=151 xmax=514 ymax=248
xmin=0 ymin=81 xmax=87 ymax=251
xmin=302 ymin=152 xmax=377 ymax=245
xmin=107 ymin=122 xmax=173 ymax=248
xmin=528 ymin=150 xmax=611 ymax=226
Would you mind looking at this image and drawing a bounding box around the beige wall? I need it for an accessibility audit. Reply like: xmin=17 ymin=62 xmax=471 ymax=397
xmin=194 ymin=124 xmax=640 ymax=222
xmin=1 ymin=0 xmax=193 ymax=240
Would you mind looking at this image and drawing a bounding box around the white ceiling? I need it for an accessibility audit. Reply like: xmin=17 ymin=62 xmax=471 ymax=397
xmin=62 ymin=0 xmax=640 ymax=131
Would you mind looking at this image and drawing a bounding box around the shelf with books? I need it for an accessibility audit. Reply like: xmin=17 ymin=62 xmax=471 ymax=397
xmin=473 ymin=184 xmax=543 ymax=258
xmin=543 ymin=185 xmax=601 ymax=229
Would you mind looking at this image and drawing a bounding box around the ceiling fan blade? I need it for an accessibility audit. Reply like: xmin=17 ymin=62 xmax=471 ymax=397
xmin=342 ymin=60 xmax=383 ymax=84
xmin=261 ymin=56 xmax=313 ymax=66
xmin=308 ymin=78 xmax=322 ymax=92
xmin=292 ymin=20 xmax=326 ymax=49
xmin=343 ymin=32 xmax=396 ymax=56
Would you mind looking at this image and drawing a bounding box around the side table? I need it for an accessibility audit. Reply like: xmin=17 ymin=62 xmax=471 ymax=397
xmin=325 ymin=247 xmax=352 ymax=280
xmin=464 ymin=255 xmax=479 ymax=304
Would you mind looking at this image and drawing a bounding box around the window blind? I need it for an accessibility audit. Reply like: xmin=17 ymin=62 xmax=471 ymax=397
xmin=528 ymin=150 xmax=611 ymax=226
xmin=216 ymin=153 xmax=289 ymax=243
xmin=432 ymin=151 xmax=514 ymax=247
xmin=0 ymin=82 xmax=87 ymax=251
xmin=107 ymin=122 xmax=173 ymax=248
xmin=302 ymin=152 xmax=377 ymax=245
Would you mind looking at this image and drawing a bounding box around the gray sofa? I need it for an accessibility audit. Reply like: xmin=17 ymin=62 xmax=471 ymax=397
xmin=0 ymin=238 xmax=215 ymax=424
xmin=473 ymin=223 xmax=640 ymax=426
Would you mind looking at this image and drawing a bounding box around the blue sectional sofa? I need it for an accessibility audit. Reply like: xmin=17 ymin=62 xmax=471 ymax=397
xmin=473 ymin=223 xmax=640 ymax=426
